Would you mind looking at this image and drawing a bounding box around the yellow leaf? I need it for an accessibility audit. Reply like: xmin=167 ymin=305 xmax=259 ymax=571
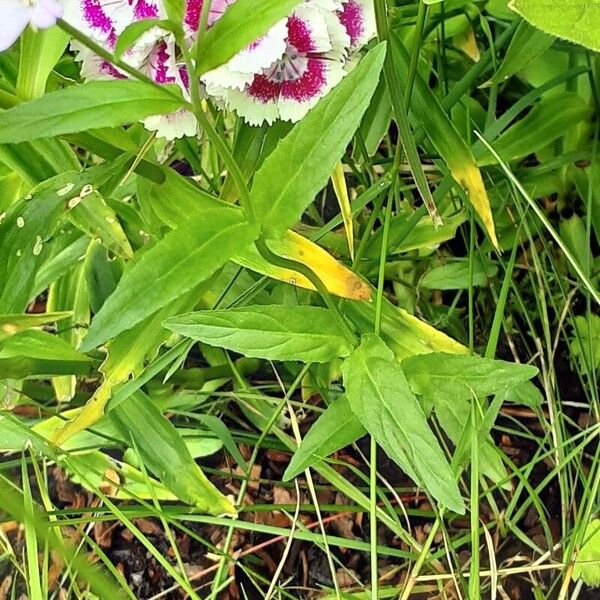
xmin=234 ymin=230 xmax=371 ymax=301
xmin=453 ymin=164 xmax=498 ymax=249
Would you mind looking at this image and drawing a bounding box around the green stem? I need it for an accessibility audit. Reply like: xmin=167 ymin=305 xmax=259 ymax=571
xmin=180 ymin=42 xmax=255 ymax=222
xmin=405 ymin=1 xmax=428 ymax=111
xmin=254 ymin=238 xmax=357 ymax=345
xmin=58 ymin=20 xmax=180 ymax=101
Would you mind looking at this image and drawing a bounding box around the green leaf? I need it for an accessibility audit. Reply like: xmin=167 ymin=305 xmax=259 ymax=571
xmin=573 ymin=519 xmax=600 ymax=586
xmin=509 ymin=0 xmax=600 ymax=52
xmin=420 ymin=259 xmax=498 ymax=290
xmin=165 ymin=305 xmax=355 ymax=363
xmin=0 ymin=312 xmax=72 ymax=339
xmin=251 ymin=43 xmax=386 ymax=237
xmin=434 ymin=395 xmax=507 ymax=485
xmin=0 ymin=329 xmax=91 ymax=379
xmin=483 ymin=21 xmax=554 ymax=87
xmin=342 ymin=335 xmax=464 ymax=513
xmin=82 ymin=207 xmax=258 ymax=350
xmin=109 ymin=391 xmax=236 ymax=514
xmin=16 ymin=26 xmax=69 ymax=101
xmin=66 ymin=451 xmax=178 ymax=502
xmin=0 ymin=81 xmax=185 ymax=144
xmin=196 ymin=0 xmax=302 ymax=75
xmin=66 ymin=191 xmax=134 ymax=260
xmin=0 ymin=160 xmax=128 ymax=313
xmin=569 ymin=314 xmax=600 ymax=373
xmin=401 ymin=353 xmax=539 ymax=402
xmin=114 ymin=20 xmax=177 ymax=60
xmin=477 ymin=93 xmax=592 ymax=166
xmin=388 ymin=31 xmax=498 ymax=247
xmin=283 ymin=395 xmax=365 ymax=481
xmin=163 ymin=0 xmax=185 ymax=23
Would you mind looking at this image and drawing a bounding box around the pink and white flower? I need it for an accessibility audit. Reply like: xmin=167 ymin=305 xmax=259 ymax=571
xmin=0 ymin=0 xmax=63 ymax=52
xmin=338 ymin=0 xmax=376 ymax=50
xmin=202 ymin=0 xmax=351 ymax=125
xmin=64 ymin=0 xmax=196 ymax=139
xmin=58 ymin=0 xmax=376 ymax=136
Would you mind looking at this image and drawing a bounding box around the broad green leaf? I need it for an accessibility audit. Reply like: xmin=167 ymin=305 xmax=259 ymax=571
xmin=342 ymin=335 xmax=464 ymax=513
xmin=66 ymin=191 xmax=134 ymax=260
xmin=420 ymin=259 xmax=498 ymax=290
xmin=0 ymin=81 xmax=185 ymax=144
xmin=109 ymin=391 xmax=236 ymax=514
xmin=251 ymin=43 xmax=386 ymax=237
xmin=573 ymin=519 xmax=600 ymax=586
xmin=164 ymin=305 xmax=355 ymax=363
xmin=389 ymin=32 xmax=498 ymax=247
xmin=402 ymin=353 xmax=539 ymax=402
xmin=16 ymin=26 xmax=69 ymax=100
xmin=0 ymin=160 xmax=127 ymax=313
xmin=81 ymin=206 xmax=259 ymax=350
xmin=0 ymin=312 xmax=72 ymax=339
xmin=0 ymin=138 xmax=80 ymax=186
xmin=483 ymin=21 xmax=554 ymax=87
xmin=509 ymin=0 xmax=600 ymax=52
xmin=283 ymin=395 xmax=365 ymax=480
xmin=196 ymin=0 xmax=302 ymax=75
xmin=0 ymin=329 xmax=91 ymax=379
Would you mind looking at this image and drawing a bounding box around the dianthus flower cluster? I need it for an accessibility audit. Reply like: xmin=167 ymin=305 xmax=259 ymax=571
xmin=1 ymin=0 xmax=375 ymax=138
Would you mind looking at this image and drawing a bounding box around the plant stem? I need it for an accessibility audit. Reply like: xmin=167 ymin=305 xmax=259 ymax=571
xmin=254 ymin=238 xmax=357 ymax=345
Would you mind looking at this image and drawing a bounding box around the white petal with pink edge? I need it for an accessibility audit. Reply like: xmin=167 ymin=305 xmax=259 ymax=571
xmin=201 ymin=19 xmax=287 ymax=93
xmin=338 ymin=0 xmax=376 ymax=50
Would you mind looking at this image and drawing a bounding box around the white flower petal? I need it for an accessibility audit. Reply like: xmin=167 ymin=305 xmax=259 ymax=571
xmin=29 ymin=0 xmax=63 ymax=29
xmin=142 ymin=109 xmax=198 ymax=139
xmin=0 ymin=2 xmax=29 ymax=52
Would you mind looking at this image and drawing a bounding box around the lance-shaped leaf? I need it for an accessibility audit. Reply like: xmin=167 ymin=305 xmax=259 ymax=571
xmin=389 ymin=32 xmax=497 ymax=248
xmin=0 ymin=312 xmax=72 ymax=339
xmin=342 ymin=335 xmax=464 ymax=513
xmin=82 ymin=207 xmax=259 ymax=350
xmin=110 ymin=391 xmax=236 ymax=514
xmin=164 ymin=305 xmax=355 ymax=363
xmin=0 ymin=329 xmax=91 ymax=379
xmin=0 ymin=81 xmax=185 ymax=144
xmin=283 ymin=395 xmax=365 ymax=480
xmin=251 ymin=43 xmax=386 ymax=237
xmin=401 ymin=353 xmax=539 ymax=402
